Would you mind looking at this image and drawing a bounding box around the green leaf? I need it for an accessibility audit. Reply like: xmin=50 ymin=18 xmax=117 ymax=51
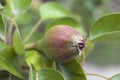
xmin=29 ymin=66 xmax=64 ymax=80
xmin=15 ymin=13 xmax=31 ymax=25
xmin=29 ymin=65 xmax=36 ymax=80
xmin=26 ymin=50 xmax=54 ymax=70
xmin=0 ymin=41 xmax=24 ymax=79
xmin=26 ymin=50 xmax=41 ymax=71
xmin=90 ymin=14 xmax=120 ymax=42
xmin=37 ymin=69 xmax=64 ymax=80
xmin=46 ymin=17 xmax=86 ymax=37
xmin=41 ymin=54 xmax=53 ymax=69
xmin=11 ymin=0 xmax=32 ymax=12
xmin=109 ymin=73 xmax=120 ymax=80
xmin=2 ymin=0 xmax=13 ymax=17
xmin=39 ymin=2 xmax=70 ymax=20
xmin=13 ymin=30 xmax=25 ymax=57
xmin=0 ymin=13 xmax=5 ymax=39
xmin=59 ymin=59 xmax=86 ymax=80
xmin=3 ymin=0 xmax=32 ymax=16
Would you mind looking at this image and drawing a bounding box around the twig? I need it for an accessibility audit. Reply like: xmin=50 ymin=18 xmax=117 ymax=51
xmin=5 ymin=16 xmax=19 ymax=32
xmin=5 ymin=16 xmax=20 ymax=44
xmin=24 ymin=19 xmax=43 ymax=44
xmin=86 ymin=72 xmax=109 ymax=80
xmin=25 ymin=43 xmax=37 ymax=50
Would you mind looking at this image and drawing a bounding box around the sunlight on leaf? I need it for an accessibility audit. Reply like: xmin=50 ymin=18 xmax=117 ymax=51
xmin=26 ymin=50 xmax=41 ymax=71
xmin=39 ymin=2 xmax=70 ymax=19
xmin=3 ymin=0 xmax=32 ymax=16
xmin=11 ymin=0 xmax=32 ymax=12
xmin=13 ymin=30 xmax=25 ymax=57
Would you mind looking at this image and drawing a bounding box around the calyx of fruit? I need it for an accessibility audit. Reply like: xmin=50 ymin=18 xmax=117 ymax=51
xmin=36 ymin=25 xmax=86 ymax=62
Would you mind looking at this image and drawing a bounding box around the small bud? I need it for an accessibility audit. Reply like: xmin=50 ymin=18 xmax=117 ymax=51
xmin=37 ymin=25 xmax=85 ymax=62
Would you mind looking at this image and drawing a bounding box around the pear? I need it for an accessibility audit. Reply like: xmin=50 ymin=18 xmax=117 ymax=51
xmin=36 ymin=25 xmax=85 ymax=62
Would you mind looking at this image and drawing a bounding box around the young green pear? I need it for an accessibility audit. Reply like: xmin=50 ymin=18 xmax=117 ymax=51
xmin=36 ymin=25 xmax=85 ymax=62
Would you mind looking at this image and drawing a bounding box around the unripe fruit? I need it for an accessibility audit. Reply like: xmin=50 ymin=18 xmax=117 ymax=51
xmin=37 ymin=25 xmax=85 ymax=62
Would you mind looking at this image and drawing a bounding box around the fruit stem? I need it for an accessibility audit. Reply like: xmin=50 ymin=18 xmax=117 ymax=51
xmin=86 ymin=72 xmax=109 ymax=80
xmin=24 ymin=19 xmax=43 ymax=44
xmin=25 ymin=39 xmax=42 ymax=50
xmin=25 ymin=43 xmax=37 ymax=50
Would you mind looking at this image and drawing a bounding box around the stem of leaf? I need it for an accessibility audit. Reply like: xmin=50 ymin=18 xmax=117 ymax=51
xmin=25 ymin=39 xmax=43 ymax=51
xmin=25 ymin=43 xmax=37 ymax=50
xmin=86 ymin=72 xmax=109 ymax=80
xmin=8 ymin=23 xmax=14 ymax=44
xmin=24 ymin=19 xmax=43 ymax=44
xmin=5 ymin=16 xmax=20 ymax=44
xmin=5 ymin=16 xmax=19 ymax=32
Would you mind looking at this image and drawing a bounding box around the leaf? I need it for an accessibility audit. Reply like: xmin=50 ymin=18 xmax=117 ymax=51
xmin=13 ymin=30 xmax=25 ymax=57
xmin=25 ymin=50 xmax=41 ymax=71
xmin=29 ymin=66 xmax=64 ymax=80
xmin=15 ymin=13 xmax=32 ymax=25
xmin=11 ymin=0 xmax=32 ymax=12
xmin=0 ymin=13 xmax=5 ymax=39
xmin=0 ymin=41 xmax=24 ymax=79
xmin=39 ymin=2 xmax=70 ymax=20
xmin=2 ymin=0 xmax=13 ymax=17
xmin=40 ymin=54 xmax=53 ymax=68
xmin=90 ymin=14 xmax=120 ymax=42
xmin=109 ymin=73 xmax=120 ymax=80
xmin=29 ymin=65 xmax=36 ymax=80
xmin=37 ymin=69 xmax=64 ymax=80
xmin=3 ymin=0 xmax=32 ymax=16
xmin=46 ymin=17 xmax=86 ymax=37
xmin=26 ymin=50 xmax=54 ymax=71
xmin=59 ymin=59 xmax=86 ymax=80
xmin=29 ymin=65 xmax=64 ymax=80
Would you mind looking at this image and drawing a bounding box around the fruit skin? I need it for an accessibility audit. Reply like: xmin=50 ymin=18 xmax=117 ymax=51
xmin=37 ymin=25 xmax=85 ymax=62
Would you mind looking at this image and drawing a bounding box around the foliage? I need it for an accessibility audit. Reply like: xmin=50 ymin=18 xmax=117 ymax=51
xmin=90 ymin=14 xmax=120 ymax=42
xmin=0 ymin=0 xmax=120 ymax=80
